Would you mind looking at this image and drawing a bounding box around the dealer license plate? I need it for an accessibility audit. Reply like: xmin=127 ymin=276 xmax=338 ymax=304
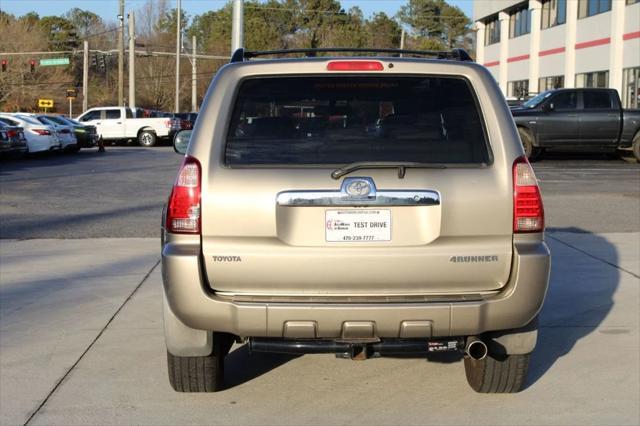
xmin=325 ymin=209 xmax=391 ymax=242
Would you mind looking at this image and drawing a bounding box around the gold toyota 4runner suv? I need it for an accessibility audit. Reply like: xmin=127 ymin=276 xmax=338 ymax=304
xmin=162 ymin=48 xmax=551 ymax=393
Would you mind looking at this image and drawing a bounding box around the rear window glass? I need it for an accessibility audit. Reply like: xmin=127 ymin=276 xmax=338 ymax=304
xmin=225 ymin=76 xmax=489 ymax=166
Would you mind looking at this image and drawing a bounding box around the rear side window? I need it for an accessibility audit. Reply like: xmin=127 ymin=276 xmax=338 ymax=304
xmin=583 ymin=91 xmax=611 ymax=109
xmin=225 ymin=76 xmax=490 ymax=166
xmin=105 ymin=110 xmax=121 ymax=119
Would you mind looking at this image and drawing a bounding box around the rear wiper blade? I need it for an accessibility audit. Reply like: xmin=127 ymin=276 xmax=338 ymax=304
xmin=331 ymin=161 xmax=447 ymax=180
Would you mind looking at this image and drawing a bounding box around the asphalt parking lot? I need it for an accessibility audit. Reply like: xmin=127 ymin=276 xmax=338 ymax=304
xmin=1 ymin=148 xmax=639 ymax=425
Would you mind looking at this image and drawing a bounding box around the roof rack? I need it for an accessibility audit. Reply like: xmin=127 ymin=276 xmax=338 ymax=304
xmin=229 ymin=47 xmax=473 ymax=63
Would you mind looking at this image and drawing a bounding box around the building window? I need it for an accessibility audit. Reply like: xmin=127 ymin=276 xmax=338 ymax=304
xmin=541 ymin=0 xmax=566 ymax=29
xmin=484 ymin=18 xmax=500 ymax=45
xmin=508 ymin=80 xmax=529 ymax=98
xmin=578 ymin=0 xmax=612 ymax=18
xmin=539 ymin=75 xmax=565 ymax=92
xmin=575 ymin=71 xmax=609 ymax=88
xmin=622 ymin=67 xmax=640 ymax=109
xmin=509 ymin=6 xmax=531 ymax=38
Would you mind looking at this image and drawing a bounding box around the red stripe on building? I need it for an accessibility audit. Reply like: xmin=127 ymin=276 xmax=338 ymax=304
xmin=539 ymin=47 xmax=565 ymax=57
xmin=575 ymin=37 xmax=611 ymax=50
xmin=484 ymin=60 xmax=500 ymax=67
xmin=507 ymin=54 xmax=530 ymax=63
xmin=623 ymin=31 xmax=640 ymax=41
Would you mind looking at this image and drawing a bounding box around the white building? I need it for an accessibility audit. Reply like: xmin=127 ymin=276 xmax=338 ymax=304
xmin=473 ymin=0 xmax=640 ymax=108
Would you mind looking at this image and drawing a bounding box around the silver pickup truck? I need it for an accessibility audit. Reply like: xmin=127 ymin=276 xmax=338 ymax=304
xmin=162 ymin=48 xmax=551 ymax=394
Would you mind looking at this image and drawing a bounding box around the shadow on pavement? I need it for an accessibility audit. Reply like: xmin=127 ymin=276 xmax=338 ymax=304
xmin=224 ymin=345 xmax=298 ymax=389
xmin=526 ymin=227 xmax=619 ymax=388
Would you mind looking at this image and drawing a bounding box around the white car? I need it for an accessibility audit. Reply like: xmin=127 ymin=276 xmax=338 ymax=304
xmin=31 ymin=115 xmax=79 ymax=152
xmin=76 ymin=107 xmax=171 ymax=147
xmin=0 ymin=114 xmax=61 ymax=153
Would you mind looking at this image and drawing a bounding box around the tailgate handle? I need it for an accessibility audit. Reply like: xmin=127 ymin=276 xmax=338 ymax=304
xmin=277 ymin=190 xmax=440 ymax=206
xmin=277 ymin=177 xmax=440 ymax=207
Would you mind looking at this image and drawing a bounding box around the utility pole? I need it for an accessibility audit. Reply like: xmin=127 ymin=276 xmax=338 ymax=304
xmin=191 ymin=35 xmax=197 ymax=112
xmin=82 ymin=40 xmax=89 ymax=113
xmin=175 ymin=0 xmax=181 ymax=113
xmin=118 ymin=0 xmax=125 ymax=106
xmin=231 ymin=0 xmax=243 ymax=52
xmin=128 ymin=11 xmax=136 ymax=111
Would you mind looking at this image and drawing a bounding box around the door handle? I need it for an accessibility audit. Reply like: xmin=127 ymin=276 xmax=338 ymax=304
xmin=607 ymin=114 xmax=619 ymax=117
xmin=567 ymin=114 xmax=577 ymax=117
xmin=95 ymin=122 xmax=102 ymax=125
xmin=116 ymin=122 xmax=122 ymax=124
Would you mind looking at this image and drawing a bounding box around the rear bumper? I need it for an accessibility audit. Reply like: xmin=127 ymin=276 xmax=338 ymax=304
xmin=162 ymin=238 xmax=550 ymax=338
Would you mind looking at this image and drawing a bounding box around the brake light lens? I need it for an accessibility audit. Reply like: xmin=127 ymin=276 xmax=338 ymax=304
xmin=31 ymin=128 xmax=51 ymax=135
xmin=327 ymin=60 xmax=384 ymax=71
xmin=513 ymin=156 xmax=544 ymax=233
xmin=6 ymin=129 xmax=17 ymax=138
xmin=165 ymin=119 xmax=172 ymax=128
xmin=166 ymin=156 xmax=201 ymax=234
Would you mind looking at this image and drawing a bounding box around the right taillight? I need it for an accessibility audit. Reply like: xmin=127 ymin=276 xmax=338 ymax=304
xmin=166 ymin=156 xmax=201 ymax=234
xmin=513 ymin=156 xmax=544 ymax=233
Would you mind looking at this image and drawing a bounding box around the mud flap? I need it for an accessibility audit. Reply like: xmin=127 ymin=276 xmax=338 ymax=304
xmin=485 ymin=316 xmax=538 ymax=355
xmin=163 ymin=290 xmax=213 ymax=357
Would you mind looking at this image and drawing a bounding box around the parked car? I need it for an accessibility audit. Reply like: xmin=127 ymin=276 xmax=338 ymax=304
xmin=0 ymin=121 xmax=28 ymax=157
xmin=76 ymin=106 xmax=172 ymax=147
xmin=511 ymin=88 xmax=640 ymax=161
xmin=161 ymin=48 xmax=551 ymax=394
xmin=27 ymin=114 xmax=79 ymax=152
xmin=168 ymin=112 xmax=198 ymax=141
xmin=0 ymin=114 xmax=61 ymax=153
xmin=44 ymin=116 xmax=98 ymax=149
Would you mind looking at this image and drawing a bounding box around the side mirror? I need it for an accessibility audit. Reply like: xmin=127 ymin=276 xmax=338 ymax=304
xmin=173 ymin=129 xmax=192 ymax=154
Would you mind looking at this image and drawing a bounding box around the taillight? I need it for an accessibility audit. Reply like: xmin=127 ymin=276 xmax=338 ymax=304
xmin=513 ymin=156 xmax=544 ymax=233
xmin=6 ymin=129 xmax=17 ymax=138
xmin=32 ymin=128 xmax=51 ymax=135
xmin=165 ymin=119 xmax=172 ymax=128
xmin=327 ymin=60 xmax=384 ymax=71
xmin=166 ymin=156 xmax=201 ymax=234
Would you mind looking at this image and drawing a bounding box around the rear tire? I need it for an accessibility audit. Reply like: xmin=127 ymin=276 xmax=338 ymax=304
xmin=464 ymin=352 xmax=530 ymax=393
xmin=518 ymin=128 xmax=541 ymax=161
xmin=167 ymin=333 xmax=234 ymax=392
xmin=138 ymin=130 xmax=157 ymax=147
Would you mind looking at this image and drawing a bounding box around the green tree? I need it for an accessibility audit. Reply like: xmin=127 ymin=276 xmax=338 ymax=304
xmin=365 ymin=12 xmax=401 ymax=49
xmin=39 ymin=16 xmax=78 ymax=50
xmin=64 ymin=8 xmax=104 ymax=38
xmin=397 ymin=0 xmax=470 ymax=49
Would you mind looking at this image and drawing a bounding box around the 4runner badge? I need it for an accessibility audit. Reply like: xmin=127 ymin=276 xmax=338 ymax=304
xmin=212 ymin=256 xmax=242 ymax=262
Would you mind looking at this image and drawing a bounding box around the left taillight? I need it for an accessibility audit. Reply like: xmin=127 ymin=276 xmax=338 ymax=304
xmin=166 ymin=156 xmax=201 ymax=234
xmin=513 ymin=156 xmax=544 ymax=233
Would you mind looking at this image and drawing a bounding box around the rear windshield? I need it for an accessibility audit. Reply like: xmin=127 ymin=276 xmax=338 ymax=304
xmin=225 ymin=76 xmax=489 ymax=166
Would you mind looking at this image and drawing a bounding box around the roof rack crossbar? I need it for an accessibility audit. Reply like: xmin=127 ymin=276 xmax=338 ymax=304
xmin=229 ymin=47 xmax=472 ymax=63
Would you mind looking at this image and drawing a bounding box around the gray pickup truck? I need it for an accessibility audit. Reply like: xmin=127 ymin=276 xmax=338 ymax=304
xmin=511 ymin=88 xmax=640 ymax=161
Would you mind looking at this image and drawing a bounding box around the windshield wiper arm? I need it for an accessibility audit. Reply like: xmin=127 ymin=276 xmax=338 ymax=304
xmin=331 ymin=161 xmax=446 ymax=180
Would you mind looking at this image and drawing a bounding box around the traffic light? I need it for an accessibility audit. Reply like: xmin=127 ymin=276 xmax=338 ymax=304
xmin=97 ymin=53 xmax=106 ymax=71
xmin=29 ymin=59 xmax=35 ymax=73
xmin=1 ymin=59 xmax=6 ymax=72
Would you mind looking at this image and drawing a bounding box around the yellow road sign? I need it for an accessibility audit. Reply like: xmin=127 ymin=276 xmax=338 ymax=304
xmin=38 ymin=99 xmax=54 ymax=108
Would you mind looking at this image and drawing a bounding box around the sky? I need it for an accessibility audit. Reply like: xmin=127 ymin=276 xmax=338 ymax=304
xmin=0 ymin=0 xmax=474 ymax=22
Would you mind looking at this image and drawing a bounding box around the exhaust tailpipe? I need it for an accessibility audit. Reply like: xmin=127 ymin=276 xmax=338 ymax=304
xmin=465 ymin=337 xmax=488 ymax=361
